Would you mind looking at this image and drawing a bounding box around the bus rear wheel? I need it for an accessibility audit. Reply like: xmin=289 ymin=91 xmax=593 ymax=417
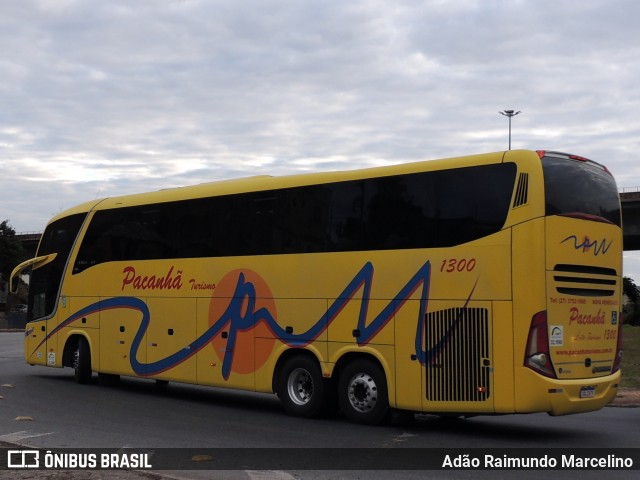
xmin=277 ymin=356 xmax=327 ymax=418
xmin=338 ymin=359 xmax=389 ymax=425
xmin=73 ymin=337 xmax=92 ymax=384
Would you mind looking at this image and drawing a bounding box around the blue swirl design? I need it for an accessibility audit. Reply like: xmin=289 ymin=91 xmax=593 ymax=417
xmin=35 ymin=259 xmax=477 ymax=380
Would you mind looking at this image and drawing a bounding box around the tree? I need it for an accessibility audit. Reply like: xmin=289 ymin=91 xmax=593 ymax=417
xmin=0 ymin=220 xmax=26 ymax=284
xmin=623 ymin=276 xmax=640 ymax=325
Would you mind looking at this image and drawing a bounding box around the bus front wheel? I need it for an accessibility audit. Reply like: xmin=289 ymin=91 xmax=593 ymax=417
xmin=73 ymin=337 xmax=92 ymax=384
xmin=338 ymin=359 xmax=389 ymax=425
xmin=277 ymin=356 xmax=326 ymax=418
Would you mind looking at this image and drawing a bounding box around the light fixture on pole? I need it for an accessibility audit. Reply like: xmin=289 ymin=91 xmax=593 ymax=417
xmin=499 ymin=109 xmax=521 ymax=150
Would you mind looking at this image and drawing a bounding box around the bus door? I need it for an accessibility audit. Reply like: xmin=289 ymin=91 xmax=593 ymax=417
xmin=17 ymin=213 xmax=88 ymax=367
xmin=25 ymin=318 xmax=49 ymax=366
xmin=11 ymin=256 xmax=56 ymax=366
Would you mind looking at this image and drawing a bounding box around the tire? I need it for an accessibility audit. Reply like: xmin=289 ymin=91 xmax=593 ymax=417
xmin=277 ymin=355 xmax=327 ymax=418
xmin=73 ymin=337 xmax=92 ymax=384
xmin=338 ymin=359 xmax=389 ymax=425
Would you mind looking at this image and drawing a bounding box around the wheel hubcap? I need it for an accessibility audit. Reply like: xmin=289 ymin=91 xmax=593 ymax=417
xmin=287 ymin=368 xmax=314 ymax=406
xmin=73 ymin=348 xmax=80 ymax=369
xmin=348 ymin=373 xmax=377 ymax=412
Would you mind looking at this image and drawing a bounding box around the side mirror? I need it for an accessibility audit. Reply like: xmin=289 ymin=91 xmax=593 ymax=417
xmin=10 ymin=254 xmax=58 ymax=293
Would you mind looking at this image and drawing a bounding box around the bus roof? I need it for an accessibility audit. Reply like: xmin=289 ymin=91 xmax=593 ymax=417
xmin=51 ymin=150 xmax=528 ymax=222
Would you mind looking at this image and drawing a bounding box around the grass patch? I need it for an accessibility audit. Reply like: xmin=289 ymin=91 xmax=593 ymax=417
xmin=621 ymin=324 xmax=640 ymax=388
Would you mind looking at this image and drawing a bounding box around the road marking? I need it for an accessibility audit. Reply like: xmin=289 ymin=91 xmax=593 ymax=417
xmin=393 ymin=432 xmax=418 ymax=442
xmin=0 ymin=430 xmax=54 ymax=444
xmin=247 ymin=471 xmax=297 ymax=480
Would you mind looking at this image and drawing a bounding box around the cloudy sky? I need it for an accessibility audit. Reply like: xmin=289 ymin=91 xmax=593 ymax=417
xmin=2 ymin=0 xmax=640 ymax=278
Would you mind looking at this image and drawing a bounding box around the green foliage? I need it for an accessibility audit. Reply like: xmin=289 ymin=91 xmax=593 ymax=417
xmin=623 ymin=276 xmax=640 ymax=325
xmin=621 ymin=324 xmax=640 ymax=388
xmin=0 ymin=220 xmax=26 ymax=280
xmin=624 ymin=276 xmax=639 ymax=303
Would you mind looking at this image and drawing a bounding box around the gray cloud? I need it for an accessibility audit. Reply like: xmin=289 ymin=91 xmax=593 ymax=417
xmin=2 ymin=0 xmax=640 ymax=241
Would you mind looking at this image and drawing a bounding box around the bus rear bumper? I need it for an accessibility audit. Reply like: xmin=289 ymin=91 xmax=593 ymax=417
xmin=516 ymin=371 xmax=621 ymax=416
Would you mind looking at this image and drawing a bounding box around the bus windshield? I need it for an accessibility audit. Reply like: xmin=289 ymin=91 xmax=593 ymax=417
xmin=541 ymin=151 xmax=621 ymax=226
xmin=28 ymin=213 xmax=86 ymax=320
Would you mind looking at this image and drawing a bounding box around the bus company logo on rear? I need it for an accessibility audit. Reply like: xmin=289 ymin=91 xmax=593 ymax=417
xmin=569 ymin=307 xmax=605 ymax=326
xmin=561 ymin=235 xmax=612 ymax=256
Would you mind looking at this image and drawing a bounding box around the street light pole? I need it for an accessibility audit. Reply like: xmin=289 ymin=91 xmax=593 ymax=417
xmin=499 ymin=109 xmax=521 ymax=150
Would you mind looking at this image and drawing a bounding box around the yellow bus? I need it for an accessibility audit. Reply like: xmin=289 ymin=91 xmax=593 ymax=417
xmin=12 ymin=149 xmax=623 ymax=424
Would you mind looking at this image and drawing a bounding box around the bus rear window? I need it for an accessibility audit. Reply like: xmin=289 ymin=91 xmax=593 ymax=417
xmin=541 ymin=153 xmax=621 ymax=227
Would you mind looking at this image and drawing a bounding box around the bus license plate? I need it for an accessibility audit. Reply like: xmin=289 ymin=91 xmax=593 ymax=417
xmin=580 ymin=386 xmax=595 ymax=399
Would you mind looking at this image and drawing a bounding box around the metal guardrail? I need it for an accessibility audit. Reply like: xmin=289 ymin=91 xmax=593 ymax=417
xmin=5 ymin=311 xmax=27 ymax=329
xmin=621 ymin=187 xmax=640 ymax=193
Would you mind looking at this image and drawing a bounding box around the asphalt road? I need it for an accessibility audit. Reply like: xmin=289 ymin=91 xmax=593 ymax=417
xmin=1 ymin=331 xmax=639 ymax=480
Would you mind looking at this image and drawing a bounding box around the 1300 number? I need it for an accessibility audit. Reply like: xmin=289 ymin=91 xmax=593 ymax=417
xmin=440 ymin=258 xmax=476 ymax=273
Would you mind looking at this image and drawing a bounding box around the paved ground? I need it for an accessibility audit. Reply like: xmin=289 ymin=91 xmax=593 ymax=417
xmin=1 ymin=322 xmax=638 ymax=479
xmin=0 ymin=469 xmax=165 ymax=479
xmin=2 ymin=392 xmax=638 ymax=480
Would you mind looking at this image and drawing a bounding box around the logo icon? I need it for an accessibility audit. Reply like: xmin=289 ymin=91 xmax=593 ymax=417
xmin=550 ymin=326 xmax=563 ymax=346
xmin=7 ymin=450 xmax=39 ymax=469
xmin=561 ymin=235 xmax=612 ymax=256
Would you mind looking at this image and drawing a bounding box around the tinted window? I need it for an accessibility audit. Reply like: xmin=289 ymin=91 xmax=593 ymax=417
xmin=435 ymin=164 xmax=516 ymax=245
xmin=73 ymin=163 xmax=516 ymax=272
xmin=542 ymin=155 xmax=621 ymax=226
xmin=364 ymin=174 xmax=437 ymax=249
xmin=30 ymin=213 xmax=86 ymax=319
xmin=364 ymin=164 xmax=515 ymax=249
xmin=326 ymin=182 xmax=364 ymax=251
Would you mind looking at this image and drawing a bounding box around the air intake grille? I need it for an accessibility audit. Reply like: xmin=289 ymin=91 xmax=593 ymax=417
xmin=425 ymin=307 xmax=490 ymax=402
xmin=512 ymin=172 xmax=529 ymax=208
xmin=553 ymin=264 xmax=617 ymax=297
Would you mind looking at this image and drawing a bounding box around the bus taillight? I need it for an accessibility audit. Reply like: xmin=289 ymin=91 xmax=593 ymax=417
xmin=524 ymin=311 xmax=557 ymax=378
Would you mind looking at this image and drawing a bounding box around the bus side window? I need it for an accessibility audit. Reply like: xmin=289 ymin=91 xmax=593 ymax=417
xmin=364 ymin=174 xmax=437 ymax=250
xmin=325 ymin=182 xmax=364 ymax=252
xmin=435 ymin=163 xmax=516 ymax=247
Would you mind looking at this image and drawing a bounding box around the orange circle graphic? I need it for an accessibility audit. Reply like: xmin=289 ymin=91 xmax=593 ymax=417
xmin=209 ymin=269 xmax=277 ymax=375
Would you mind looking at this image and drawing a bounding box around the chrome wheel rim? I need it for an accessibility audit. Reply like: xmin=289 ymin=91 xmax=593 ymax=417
xmin=347 ymin=373 xmax=377 ymax=412
xmin=287 ymin=368 xmax=314 ymax=406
